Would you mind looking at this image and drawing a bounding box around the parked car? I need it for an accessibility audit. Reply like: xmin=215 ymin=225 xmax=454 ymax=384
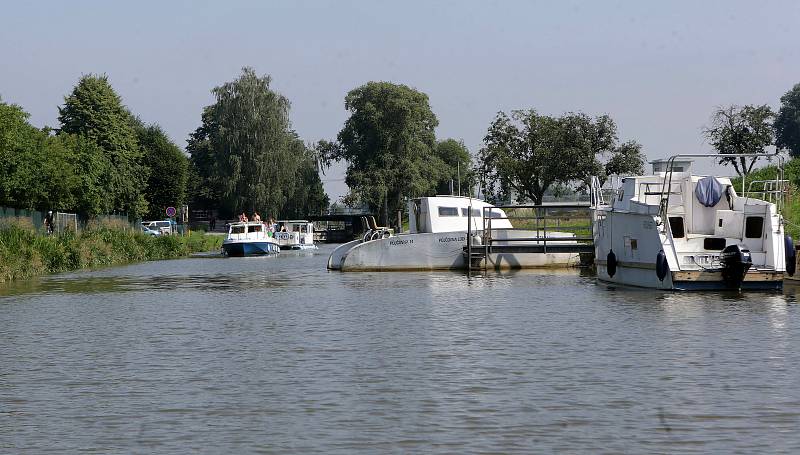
xmin=140 ymin=224 xmax=161 ymax=236
xmin=141 ymin=220 xmax=174 ymax=236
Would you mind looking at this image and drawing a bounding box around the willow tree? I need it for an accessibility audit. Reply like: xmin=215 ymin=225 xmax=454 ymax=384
xmin=190 ymin=67 xmax=295 ymax=217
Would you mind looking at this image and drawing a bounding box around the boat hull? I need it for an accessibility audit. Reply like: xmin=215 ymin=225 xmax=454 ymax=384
xmin=222 ymin=240 xmax=280 ymax=257
xmin=279 ymin=244 xmax=319 ymax=251
xmin=328 ymin=231 xmax=579 ymax=271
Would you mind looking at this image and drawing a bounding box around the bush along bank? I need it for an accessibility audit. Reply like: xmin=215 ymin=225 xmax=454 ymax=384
xmin=0 ymin=220 xmax=222 ymax=283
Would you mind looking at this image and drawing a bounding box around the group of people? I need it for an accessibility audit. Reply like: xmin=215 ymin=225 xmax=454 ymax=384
xmin=237 ymin=212 xmax=287 ymax=234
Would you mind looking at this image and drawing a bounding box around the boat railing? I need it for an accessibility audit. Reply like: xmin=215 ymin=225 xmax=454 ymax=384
xmin=478 ymin=203 xmax=594 ymax=259
xmin=658 ymin=153 xmax=784 ymax=229
xmin=745 ymin=179 xmax=789 ymax=205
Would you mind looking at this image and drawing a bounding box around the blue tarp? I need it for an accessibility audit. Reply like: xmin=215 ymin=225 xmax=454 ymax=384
xmin=695 ymin=176 xmax=723 ymax=207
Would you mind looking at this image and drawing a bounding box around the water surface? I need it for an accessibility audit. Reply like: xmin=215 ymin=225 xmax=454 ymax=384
xmin=1 ymin=245 xmax=799 ymax=453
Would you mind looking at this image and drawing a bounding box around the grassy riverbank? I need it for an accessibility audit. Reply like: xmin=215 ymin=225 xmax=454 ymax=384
xmin=0 ymin=220 xmax=222 ymax=283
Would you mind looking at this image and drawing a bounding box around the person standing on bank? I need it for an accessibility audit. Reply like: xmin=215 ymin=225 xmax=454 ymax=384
xmin=44 ymin=211 xmax=54 ymax=235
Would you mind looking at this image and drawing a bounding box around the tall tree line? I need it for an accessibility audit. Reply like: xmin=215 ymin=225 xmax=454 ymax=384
xmin=0 ymin=75 xmax=188 ymax=219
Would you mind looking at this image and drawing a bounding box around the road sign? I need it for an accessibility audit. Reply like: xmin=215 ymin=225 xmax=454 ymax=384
xmin=166 ymin=206 xmax=176 ymax=217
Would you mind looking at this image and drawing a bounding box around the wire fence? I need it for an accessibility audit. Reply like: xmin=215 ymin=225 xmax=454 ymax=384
xmin=0 ymin=206 xmax=138 ymax=233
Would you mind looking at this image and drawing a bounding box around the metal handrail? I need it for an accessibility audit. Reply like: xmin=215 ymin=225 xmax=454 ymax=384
xmin=658 ymin=152 xmax=783 ymax=228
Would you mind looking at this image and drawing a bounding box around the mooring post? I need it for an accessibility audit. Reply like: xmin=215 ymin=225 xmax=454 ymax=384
xmin=467 ymin=203 xmax=472 ymax=272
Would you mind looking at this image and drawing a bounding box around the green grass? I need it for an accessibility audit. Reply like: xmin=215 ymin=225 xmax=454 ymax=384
xmin=0 ymin=219 xmax=222 ymax=283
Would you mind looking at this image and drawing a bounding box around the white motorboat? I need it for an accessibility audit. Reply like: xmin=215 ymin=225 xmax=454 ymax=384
xmin=222 ymin=221 xmax=280 ymax=256
xmin=273 ymin=220 xmax=318 ymax=250
xmin=591 ymin=154 xmax=791 ymax=290
xmin=327 ymin=195 xmax=582 ymax=271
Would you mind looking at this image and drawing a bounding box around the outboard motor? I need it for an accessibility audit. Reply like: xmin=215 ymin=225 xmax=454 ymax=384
xmin=720 ymin=244 xmax=753 ymax=288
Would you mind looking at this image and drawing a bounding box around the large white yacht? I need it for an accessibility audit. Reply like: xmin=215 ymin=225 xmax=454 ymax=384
xmin=327 ymin=195 xmax=581 ymax=271
xmin=591 ymin=154 xmax=790 ymax=290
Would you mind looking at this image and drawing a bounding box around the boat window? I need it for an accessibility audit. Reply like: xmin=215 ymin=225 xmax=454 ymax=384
xmin=250 ymin=224 xmax=262 ymax=232
xmin=745 ymin=216 xmax=763 ymax=238
xmin=461 ymin=208 xmax=481 ymax=217
xmin=438 ymin=206 xmax=459 ymax=217
xmin=703 ymin=238 xmax=726 ymax=250
xmin=487 ymin=209 xmax=504 ymax=219
xmin=231 ymin=225 xmax=245 ymax=234
xmin=299 ymin=225 xmax=307 ymax=233
xmin=668 ymin=217 xmax=684 ymax=238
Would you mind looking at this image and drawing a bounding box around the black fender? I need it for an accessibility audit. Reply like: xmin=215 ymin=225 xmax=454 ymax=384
xmin=656 ymin=250 xmax=669 ymax=281
xmin=786 ymin=235 xmax=796 ymax=277
xmin=607 ymin=250 xmax=617 ymax=278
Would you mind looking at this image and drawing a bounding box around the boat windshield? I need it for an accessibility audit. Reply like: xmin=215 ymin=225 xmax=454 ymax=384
xmin=231 ymin=225 xmax=245 ymax=234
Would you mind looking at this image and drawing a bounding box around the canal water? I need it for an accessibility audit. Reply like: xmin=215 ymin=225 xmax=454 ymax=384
xmin=1 ymin=244 xmax=799 ymax=453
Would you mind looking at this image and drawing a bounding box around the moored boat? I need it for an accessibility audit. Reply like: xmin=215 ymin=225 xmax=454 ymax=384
xmin=273 ymin=220 xmax=318 ymax=250
xmin=328 ymin=195 xmax=581 ymax=271
xmin=591 ymin=154 xmax=789 ymax=290
xmin=222 ymin=221 xmax=280 ymax=257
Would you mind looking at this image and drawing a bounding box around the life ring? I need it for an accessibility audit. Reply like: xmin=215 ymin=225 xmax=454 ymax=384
xmin=785 ymin=235 xmax=796 ymax=277
xmin=655 ymin=250 xmax=669 ymax=281
xmin=607 ymin=250 xmax=617 ymax=278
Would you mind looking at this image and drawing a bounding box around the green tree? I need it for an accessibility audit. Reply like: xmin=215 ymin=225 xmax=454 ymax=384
xmin=134 ymin=122 xmax=188 ymax=220
xmin=329 ymin=81 xmax=439 ymax=225
xmin=603 ymin=140 xmax=646 ymax=184
xmin=58 ymin=74 xmax=148 ymax=217
xmin=704 ymin=104 xmax=775 ymax=176
xmin=776 ymin=83 xmax=800 ymax=157
xmin=187 ymin=107 xmax=224 ymax=214
xmin=0 ymin=101 xmax=41 ymax=208
xmin=479 ymin=110 xmax=644 ymax=204
xmin=434 ymin=139 xmax=473 ymax=196
xmin=480 ymin=110 xmax=572 ymax=205
xmin=280 ymin=135 xmax=330 ymax=218
xmin=187 ymin=67 xmax=328 ymax=219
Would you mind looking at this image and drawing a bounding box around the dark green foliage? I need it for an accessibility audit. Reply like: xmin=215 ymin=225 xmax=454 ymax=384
xmin=479 ymin=110 xmax=644 ymax=204
xmin=434 ymin=139 xmax=473 ymax=195
xmin=134 ymin=122 xmax=189 ymax=219
xmin=58 ymin=74 xmax=148 ymax=217
xmin=328 ymin=81 xmax=440 ymax=225
xmin=279 ymin=136 xmax=330 ymax=218
xmin=187 ymin=67 xmax=328 ymax=219
xmin=776 ymin=83 xmax=800 ymax=157
xmin=704 ymin=104 xmax=775 ymax=176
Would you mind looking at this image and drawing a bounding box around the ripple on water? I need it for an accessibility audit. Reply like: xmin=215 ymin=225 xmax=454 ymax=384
xmin=1 ymin=246 xmax=800 ymax=453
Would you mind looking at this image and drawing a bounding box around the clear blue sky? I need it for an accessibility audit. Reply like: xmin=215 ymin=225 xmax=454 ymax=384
xmin=2 ymin=0 xmax=799 ymax=200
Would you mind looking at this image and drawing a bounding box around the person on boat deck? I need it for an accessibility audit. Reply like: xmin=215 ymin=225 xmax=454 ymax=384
xmin=266 ymin=217 xmax=275 ymax=236
xmin=239 ymin=212 xmax=249 ymax=222
xmin=253 ymin=212 xmax=261 ymax=222
xmin=280 ymin=224 xmax=287 ymax=232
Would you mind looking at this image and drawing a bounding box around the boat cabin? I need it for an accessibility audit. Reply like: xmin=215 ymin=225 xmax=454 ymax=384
xmin=227 ymin=221 xmax=269 ymax=240
xmin=407 ymin=196 xmax=513 ymax=234
xmin=274 ymin=220 xmax=315 ymax=248
xmin=610 ymin=172 xmax=781 ymax=268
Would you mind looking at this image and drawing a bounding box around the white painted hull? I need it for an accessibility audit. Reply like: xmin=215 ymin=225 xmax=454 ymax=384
xmin=328 ymin=230 xmax=579 ymax=271
xmin=593 ymin=210 xmax=783 ymax=291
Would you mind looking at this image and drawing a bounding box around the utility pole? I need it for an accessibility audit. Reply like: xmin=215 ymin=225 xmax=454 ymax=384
xmin=457 ymin=162 xmax=461 ymax=196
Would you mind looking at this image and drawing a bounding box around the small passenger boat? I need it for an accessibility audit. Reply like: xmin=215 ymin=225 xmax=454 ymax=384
xmin=222 ymin=221 xmax=280 ymax=257
xmin=591 ymin=154 xmax=791 ymax=290
xmin=273 ymin=220 xmax=318 ymax=250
